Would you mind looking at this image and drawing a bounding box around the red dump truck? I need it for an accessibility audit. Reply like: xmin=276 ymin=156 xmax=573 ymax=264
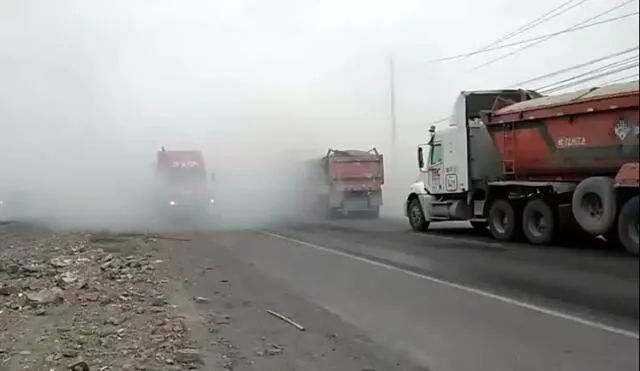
xmin=154 ymin=147 xmax=215 ymax=218
xmin=405 ymin=81 xmax=639 ymax=255
xmin=310 ymin=148 xmax=385 ymax=219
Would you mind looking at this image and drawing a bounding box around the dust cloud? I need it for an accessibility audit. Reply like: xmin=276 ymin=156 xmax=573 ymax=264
xmin=0 ymin=1 xmax=424 ymax=231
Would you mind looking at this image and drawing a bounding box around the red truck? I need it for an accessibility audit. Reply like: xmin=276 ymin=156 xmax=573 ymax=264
xmin=154 ymin=147 xmax=215 ymax=218
xmin=311 ymin=148 xmax=385 ymax=219
xmin=405 ymin=81 xmax=639 ymax=255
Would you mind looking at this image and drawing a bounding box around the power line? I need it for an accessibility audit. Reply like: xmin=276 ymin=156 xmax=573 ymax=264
xmin=418 ymin=47 xmax=638 ymax=127
xmin=507 ymin=46 xmax=639 ymax=87
xmin=426 ymin=12 xmax=638 ymax=63
xmin=415 ymin=66 xmax=638 ymax=128
xmin=534 ymin=56 xmax=639 ymax=91
xmin=540 ymin=63 xmax=639 ymax=93
xmin=418 ymin=65 xmax=637 ymax=127
xmin=468 ymin=0 xmax=638 ymax=71
xmin=603 ymin=72 xmax=639 ymax=84
xmin=471 ymin=0 xmax=589 ymax=58
xmin=537 ymin=61 xmax=639 ymax=93
xmin=419 ymin=41 xmax=637 ymax=127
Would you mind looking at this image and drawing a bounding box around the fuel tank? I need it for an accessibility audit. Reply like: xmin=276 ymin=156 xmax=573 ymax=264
xmin=485 ymin=81 xmax=639 ymax=180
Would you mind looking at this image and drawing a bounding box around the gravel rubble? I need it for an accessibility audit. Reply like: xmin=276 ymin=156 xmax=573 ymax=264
xmin=0 ymin=225 xmax=204 ymax=371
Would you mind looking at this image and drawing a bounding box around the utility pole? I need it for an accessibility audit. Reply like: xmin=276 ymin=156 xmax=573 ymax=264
xmin=388 ymin=54 xmax=397 ymax=148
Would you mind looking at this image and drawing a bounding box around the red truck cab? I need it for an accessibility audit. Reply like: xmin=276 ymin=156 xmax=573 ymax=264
xmin=154 ymin=148 xmax=214 ymax=216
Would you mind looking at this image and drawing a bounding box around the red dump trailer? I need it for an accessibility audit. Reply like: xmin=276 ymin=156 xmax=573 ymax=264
xmin=312 ymin=148 xmax=384 ymax=219
xmin=405 ymin=81 xmax=639 ymax=255
xmin=488 ymin=82 xmax=639 ymax=179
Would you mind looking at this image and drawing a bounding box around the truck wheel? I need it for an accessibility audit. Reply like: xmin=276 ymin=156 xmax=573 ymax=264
xmin=488 ymin=199 xmax=521 ymax=241
xmin=572 ymin=177 xmax=616 ymax=236
xmin=617 ymin=196 xmax=639 ymax=256
xmin=408 ymin=198 xmax=429 ymax=231
xmin=522 ymin=199 xmax=556 ymax=245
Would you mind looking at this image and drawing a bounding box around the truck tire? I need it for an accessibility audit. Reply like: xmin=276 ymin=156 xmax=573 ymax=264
xmin=408 ymin=198 xmax=429 ymax=231
xmin=617 ymin=196 xmax=639 ymax=256
xmin=522 ymin=198 xmax=556 ymax=245
xmin=488 ymin=199 xmax=521 ymax=241
xmin=572 ymin=177 xmax=616 ymax=236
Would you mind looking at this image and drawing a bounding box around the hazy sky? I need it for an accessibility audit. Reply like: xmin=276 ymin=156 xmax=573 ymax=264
xmin=0 ymin=0 xmax=638 ymax=222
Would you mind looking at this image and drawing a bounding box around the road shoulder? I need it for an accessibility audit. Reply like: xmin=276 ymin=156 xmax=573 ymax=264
xmin=156 ymin=232 xmax=430 ymax=371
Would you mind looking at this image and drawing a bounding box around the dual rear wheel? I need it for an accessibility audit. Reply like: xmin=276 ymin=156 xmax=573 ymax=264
xmin=488 ymin=196 xmax=639 ymax=256
xmin=488 ymin=198 xmax=555 ymax=245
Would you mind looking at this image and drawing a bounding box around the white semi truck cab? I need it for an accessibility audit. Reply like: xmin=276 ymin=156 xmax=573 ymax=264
xmin=403 ymin=89 xmax=540 ymax=232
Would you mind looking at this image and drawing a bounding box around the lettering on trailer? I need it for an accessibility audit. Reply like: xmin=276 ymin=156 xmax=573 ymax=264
xmin=556 ymin=136 xmax=586 ymax=149
xmin=172 ymin=161 xmax=200 ymax=168
xmin=613 ymin=119 xmax=640 ymax=142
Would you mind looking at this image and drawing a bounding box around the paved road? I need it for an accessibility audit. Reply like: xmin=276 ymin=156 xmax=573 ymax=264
xmin=224 ymin=217 xmax=639 ymax=371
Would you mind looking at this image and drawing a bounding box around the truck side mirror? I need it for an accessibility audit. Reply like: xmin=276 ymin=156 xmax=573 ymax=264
xmin=210 ymin=172 xmax=215 ymax=181
xmin=418 ymin=144 xmax=429 ymax=172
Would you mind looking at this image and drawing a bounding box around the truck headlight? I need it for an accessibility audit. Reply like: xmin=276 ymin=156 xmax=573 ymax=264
xmin=169 ymin=201 xmax=176 ymax=206
xmin=209 ymin=199 xmax=215 ymax=204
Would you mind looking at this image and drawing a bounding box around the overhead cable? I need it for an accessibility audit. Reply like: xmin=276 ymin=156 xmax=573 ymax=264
xmin=533 ymin=56 xmax=639 ymax=91
xmin=419 ymin=66 xmax=637 ymax=126
xmin=468 ymin=0 xmax=638 ymax=71
xmin=470 ymin=0 xmax=590 ymax=58
xmin=425 ymin=12 xmax=638 ymax=63
xmin=537 ymin=61 xmax=639 ymax=93
xmin=508 ymin=46 xmax=639 ymax=87
xmin=603 ymin=73 xmax=639 ymax=84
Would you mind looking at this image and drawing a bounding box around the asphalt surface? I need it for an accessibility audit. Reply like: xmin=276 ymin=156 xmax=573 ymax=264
xmin=224 ymin=217 xmax=639 ymax=371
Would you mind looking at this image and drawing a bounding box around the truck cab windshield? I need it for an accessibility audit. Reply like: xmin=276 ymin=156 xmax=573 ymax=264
xmin=430 ymin=144 xmax=444 ymax=165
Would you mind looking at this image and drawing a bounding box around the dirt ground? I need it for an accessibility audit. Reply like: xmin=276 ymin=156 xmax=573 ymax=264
xmin=0 ymin=223 xmax=428 ymax=371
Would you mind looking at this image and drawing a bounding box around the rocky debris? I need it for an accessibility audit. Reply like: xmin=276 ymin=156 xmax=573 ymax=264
xmin=257 ymin=343 xmax=284 ymax=357
xmin=0 ymin=228 xmax=203 ymax=371
xmin=24 ymin=287 xmax=65 ymax=304
xmin=193 ymin=296 xmax=210 ymax=304
xmin=0 ymin=284 xmax=18 ymax=296
xmin=174 ymin=348 xmax=204 ymax=364
xmin=69 ymin=360 xmax=90 ymax=371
